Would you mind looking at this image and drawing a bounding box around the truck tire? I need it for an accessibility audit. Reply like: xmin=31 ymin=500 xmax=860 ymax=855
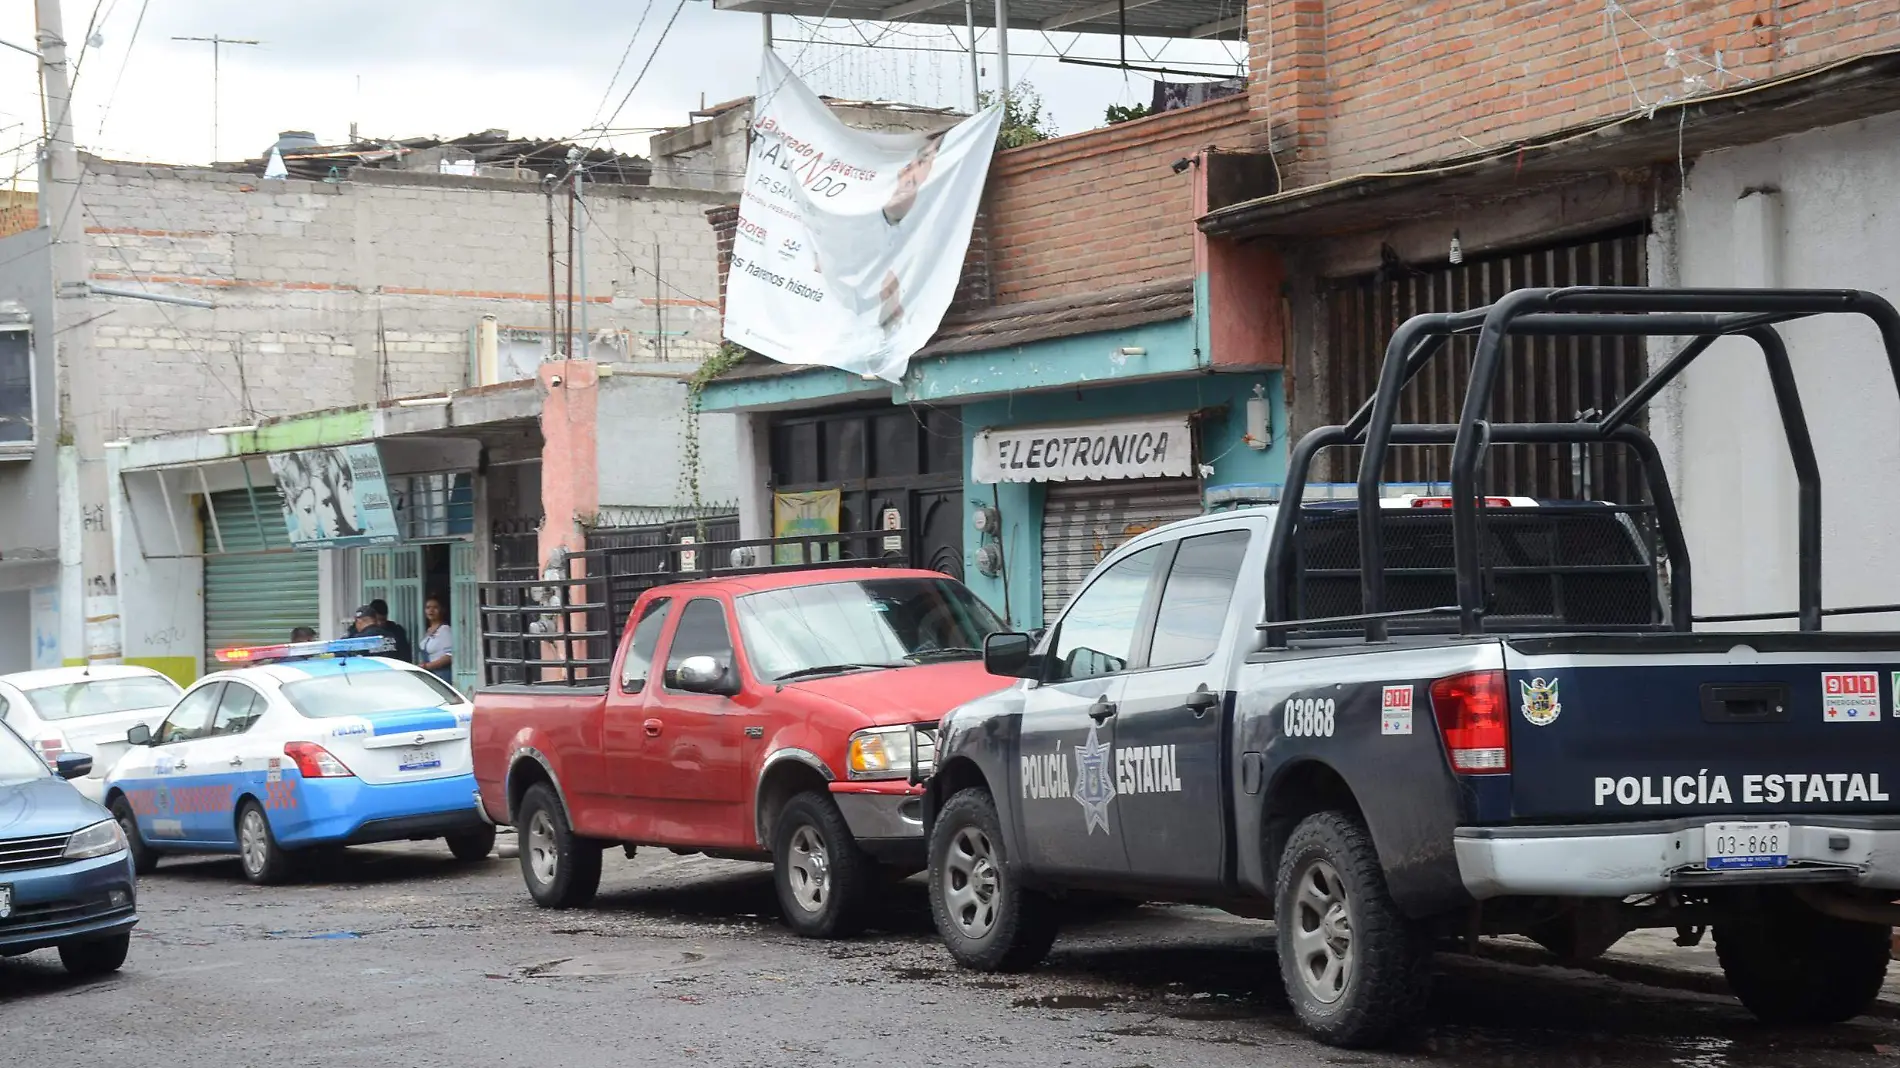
xmin=517 ymin=783 xmax=602 ymax=909
xmin=928 ymin=787 xmax=1058 ymax=972
xmin=237 ymin=801 xmax=297 ymax=886
xmin=1274 ymin=810 xmax=1430 ymax=1048
xmin=1715 ymin=890 xmax=1891 ymax=1025
xmin=772 ymin=791 xmax=875 ymax=938
xmin=110 ymin=795 xmax=159 ymax=876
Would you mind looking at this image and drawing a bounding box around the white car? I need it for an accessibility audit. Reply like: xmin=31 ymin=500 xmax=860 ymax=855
xmin=102 ymin=636 xmax=494 ymax=885
xmin=0 ymin=666 xmax=183 ymax=803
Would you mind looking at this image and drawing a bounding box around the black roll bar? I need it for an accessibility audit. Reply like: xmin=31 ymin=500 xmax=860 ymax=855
xmin=1261 ymin=421 xmax=1689 ymax=647
xmin=1445 ymin=288 xmax=1900 ymax=635
xmin=1266 ymin=286 xmax=1900 ymax=646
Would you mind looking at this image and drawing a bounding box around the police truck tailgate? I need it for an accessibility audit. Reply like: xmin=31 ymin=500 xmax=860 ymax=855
xmin=1500 ymin=634 xmax=1900 ymax=826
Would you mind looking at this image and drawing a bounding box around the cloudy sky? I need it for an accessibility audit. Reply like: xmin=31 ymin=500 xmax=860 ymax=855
xmin=1 ymin=0 xmax=1242 ymax=182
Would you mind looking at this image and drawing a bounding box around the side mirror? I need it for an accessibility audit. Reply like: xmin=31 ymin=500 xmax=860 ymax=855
xmin=675 ymin=655 xmax=738 ymax=696
xmin=56 ymin=752 xmax=93 ymax=780
xmin=983 ymin=632 xmax=1040 ymax=680
xmin=125 ymin=723 xmax=152 ymax=746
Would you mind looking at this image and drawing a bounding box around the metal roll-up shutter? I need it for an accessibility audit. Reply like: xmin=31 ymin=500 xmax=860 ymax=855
xmin=203 ymin=489 xmax=320 ymax=653
xmin=1040 ymin=478 xmax=1202 ymax=625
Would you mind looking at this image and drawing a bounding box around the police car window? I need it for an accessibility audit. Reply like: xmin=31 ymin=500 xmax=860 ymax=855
xmin=664 ymin=599 xmax=734 ymax=690
xmin=1148 ymin=530 xmax=1251 ymax=667
xmin=620 ymin=598 xmax=673 ymax=694
xmin=23 ymin=675 xmax=182 ymax=721
xmin=1049 ymin=546 xmax=1162 ymax=682
xmin=279 ymin=668 xmax=459 ymax=719
xmin=156 ymin=683 xmax=224 ymax=744
xmin=212 ymin=684 xmax=267 ymax=736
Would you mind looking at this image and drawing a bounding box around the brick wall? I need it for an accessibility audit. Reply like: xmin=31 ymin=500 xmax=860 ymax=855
xmin=984 ymin=96 xmax=1252 ymax=303
xmin=1250 ymin=0 xmax=1900 ymax=184
xmin=78 ymin=162 xmax=730 ymax=437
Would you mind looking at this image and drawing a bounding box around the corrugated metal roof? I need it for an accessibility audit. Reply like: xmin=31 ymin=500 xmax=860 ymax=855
xmin=715 ymin=0 xmax=1243 ymax=39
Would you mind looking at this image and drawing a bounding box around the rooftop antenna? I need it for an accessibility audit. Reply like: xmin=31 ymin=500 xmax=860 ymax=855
xmin=170 ymin=34 xmax=262 ymax=162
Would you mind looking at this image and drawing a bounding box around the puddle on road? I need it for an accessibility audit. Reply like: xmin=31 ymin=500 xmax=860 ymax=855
xmin=264 ymin=930 xmax=362 ymax=940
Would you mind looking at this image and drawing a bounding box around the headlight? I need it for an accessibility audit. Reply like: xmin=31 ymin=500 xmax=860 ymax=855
xmin=63 ymin=818 xmax=128 ymax=861
xmin=847 ymin=725 xmax=937 ymax=781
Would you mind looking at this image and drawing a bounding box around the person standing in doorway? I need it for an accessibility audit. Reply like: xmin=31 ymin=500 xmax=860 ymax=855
xmin=418 ymin=594 xmax=454 ymax=686
xmin=370 ymin=598 xmax=413 ymax=663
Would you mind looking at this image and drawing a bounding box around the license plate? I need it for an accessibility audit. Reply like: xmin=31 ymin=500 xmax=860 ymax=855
xmin=398 ymin=748 xmax=441 ymax=772
xmin=1706 ymin=821 xmax=1790 ymax=870
xmin=0 ymin=884 xmax=11 ymax=920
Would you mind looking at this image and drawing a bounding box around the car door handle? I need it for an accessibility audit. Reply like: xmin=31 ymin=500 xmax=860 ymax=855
xmin=1087 ymin=696 xmax=1117 ymax=723
xmin=173 ymin=760 xmax=187 ymax=770
xmin=644 ymin=719 xmax=663 ymax=737
xmin=228 ymin=756 xmax=244 ymax=767
xmin=1185 ymin=688 xmax=1219 ymax=716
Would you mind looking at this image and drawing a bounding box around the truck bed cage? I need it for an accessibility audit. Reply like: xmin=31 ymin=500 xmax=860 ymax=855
xmin=477 ymin=528 xmax=909 ymax=687
xmin=1264 ymin=287 xmax=1900 ymax=646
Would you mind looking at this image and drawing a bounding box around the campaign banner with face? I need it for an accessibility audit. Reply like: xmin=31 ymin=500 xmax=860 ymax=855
xmin=724 ymin=50 xmax=1004 ymax=384
xmin=268 ymin=444 xmax=401 ymax=549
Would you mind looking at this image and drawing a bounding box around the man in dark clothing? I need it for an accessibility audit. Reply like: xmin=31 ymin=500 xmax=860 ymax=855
xmin=369 ymin=598 xmax=414 ymax=663
xmin=352 ymin=605 xmax=394 ymax=657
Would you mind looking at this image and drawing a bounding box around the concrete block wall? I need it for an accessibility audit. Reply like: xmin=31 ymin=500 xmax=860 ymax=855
xmin=1249 ymin=0 xmax=1900 ymax=184
xmin=983 ymin=97 xmax=1251 ymax=303
xmin=79 ymin=161 xmax=731 ymax=437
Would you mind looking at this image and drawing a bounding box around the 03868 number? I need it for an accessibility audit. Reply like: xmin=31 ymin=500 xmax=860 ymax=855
xmin=1284 ymin=697 xmax=1336 ymax=738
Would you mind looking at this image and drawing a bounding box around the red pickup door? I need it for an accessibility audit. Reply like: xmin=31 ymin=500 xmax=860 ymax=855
xmin=472 ymin=567 xmax=1009 ymax=937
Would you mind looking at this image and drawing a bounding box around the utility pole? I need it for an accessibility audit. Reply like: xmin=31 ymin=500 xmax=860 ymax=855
xmin=965 ymin=0 xmax=981 ymax=113
xmin=545 ymin=179 xmax=558 ymax=361
xmin=993 ymin=0 xmax=1010 ymax=104
xmin=571 ymin=150 xmax=587 ymax=359
xmin=36 ymin=0 xmax=119 ymax=664
xmin=170 ymin=34 xmax=261 ymax=161
xmin=564 ymin=169 xmax=576 ymax=361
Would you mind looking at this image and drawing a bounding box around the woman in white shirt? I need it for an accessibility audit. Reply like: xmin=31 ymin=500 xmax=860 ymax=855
xmin=419 ymin=594 xmax=454 ymax=685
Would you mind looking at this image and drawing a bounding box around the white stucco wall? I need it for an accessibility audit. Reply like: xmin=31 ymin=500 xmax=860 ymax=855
xmin=1665 ymin=111 xmax=1900 ymax=627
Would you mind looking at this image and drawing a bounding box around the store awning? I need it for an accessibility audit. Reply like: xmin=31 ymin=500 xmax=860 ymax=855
xmin=713 ymin=0 xmax=1241 ymax=39
xmin=1200 ymin=49 xmax=1900 ymax=241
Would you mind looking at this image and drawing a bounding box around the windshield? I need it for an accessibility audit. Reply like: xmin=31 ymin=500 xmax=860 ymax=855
xmin=0 ymin=723 xmax=48 ymax=783
xmin=736 ymin=577 xmax=1004 ymax=683
xmin=23 ymin=675 xmax=183 ymax=722
xmin=279 ymin=668 xmax=462 ymax=719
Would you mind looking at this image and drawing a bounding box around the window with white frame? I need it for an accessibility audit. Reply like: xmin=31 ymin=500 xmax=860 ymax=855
xmin=390 ymin=472 xmax=475 ymax=540
xmin=0 ymin=323 xmax=32 ymax=455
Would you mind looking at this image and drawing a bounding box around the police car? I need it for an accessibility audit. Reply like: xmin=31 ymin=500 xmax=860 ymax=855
xmin=101 ymin=636 xmax=495 ymax=884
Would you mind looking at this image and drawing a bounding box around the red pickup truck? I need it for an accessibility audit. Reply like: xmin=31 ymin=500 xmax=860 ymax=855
xmin=471 ymin=566 xmax=1009 ymax=937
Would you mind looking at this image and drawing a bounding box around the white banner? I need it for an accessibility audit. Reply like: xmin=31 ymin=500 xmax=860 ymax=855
xmin=723 ymin=51 xmax=1004 ymax=383
xmin=973 ymin=416 xmax=1195 ymax=484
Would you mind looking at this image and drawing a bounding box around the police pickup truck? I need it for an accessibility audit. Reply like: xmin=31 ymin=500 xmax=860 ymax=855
xmin=923 ymin=287 xmax=1900 ymax=1048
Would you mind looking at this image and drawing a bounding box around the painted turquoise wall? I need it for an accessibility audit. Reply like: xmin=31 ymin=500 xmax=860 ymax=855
xmin=960 ymin=371 xmax=1286 ymax=628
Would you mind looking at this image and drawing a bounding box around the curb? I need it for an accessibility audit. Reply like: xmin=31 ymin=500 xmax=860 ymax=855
xmin=1471 ymin=941 xmax=1900 ymax=1021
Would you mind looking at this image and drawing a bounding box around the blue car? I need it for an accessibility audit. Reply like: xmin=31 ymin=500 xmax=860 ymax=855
xmin=0 ymin=719 xmax=138 ymax=976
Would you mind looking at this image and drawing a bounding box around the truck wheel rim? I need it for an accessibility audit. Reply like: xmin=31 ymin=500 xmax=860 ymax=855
xmin=787 ymin=824 xmax=830 ymax=912
xmin=240 ymin=810 xmax=267 ymax=874
xmin=527 ymin=810 xmax=559 ymax=886
xmin=1290 ymin=858 xmax=1353 ymax=1005
xmin=942 ymin=825 xmax=999 ymax=939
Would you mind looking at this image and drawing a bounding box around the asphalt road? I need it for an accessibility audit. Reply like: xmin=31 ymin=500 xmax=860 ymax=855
xmin=5 ymin=840 xmax=1900 ymax=1067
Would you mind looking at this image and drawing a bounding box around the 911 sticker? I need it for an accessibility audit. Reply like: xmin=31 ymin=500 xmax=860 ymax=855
xmin=1823 ymin=672 xmax=1880 ymax=723
xmin=1381 ymin=685 xmax=1413 ymax=736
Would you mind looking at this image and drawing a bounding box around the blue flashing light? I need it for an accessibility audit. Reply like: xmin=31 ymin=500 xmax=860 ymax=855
xmin=214 ymin=635 xmax=395 ymax=666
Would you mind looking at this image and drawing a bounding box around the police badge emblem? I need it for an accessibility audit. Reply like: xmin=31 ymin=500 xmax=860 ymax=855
xmin=1520 ymin=677 xmax=1561 ymax=726
xmin=1072 ymin=721 xmax=1117 ymax=835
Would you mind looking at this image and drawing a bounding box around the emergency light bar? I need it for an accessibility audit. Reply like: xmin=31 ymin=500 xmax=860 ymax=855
xmin=214 ymin=635 xmax=394 ymax=665
xmin=1406 ymin=495 xmax=1523 ymax=508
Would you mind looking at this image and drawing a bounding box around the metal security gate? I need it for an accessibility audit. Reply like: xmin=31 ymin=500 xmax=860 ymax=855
xmin=203 ymin=489 xmax=320 ymax=654
xmin=1322 ymin=227 xmax=1650 ymax=501
xmin=1040 ymin=479 xmax=1202 ymax=625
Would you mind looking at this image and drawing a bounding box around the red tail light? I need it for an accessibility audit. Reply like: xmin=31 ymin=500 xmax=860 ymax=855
xmin=284 ymin=741 xmax=355 ymax=779
xmin=1431 ymin=670 xmax=1510 ymax=773
xmin=36 ymin=733 xmax=67 ymax=769
xmin=1411 ymin=496 xmax=1511 ymax=508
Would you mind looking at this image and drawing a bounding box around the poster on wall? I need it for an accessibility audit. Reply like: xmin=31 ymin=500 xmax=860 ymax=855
xmin=268 ymin=444 xmax=401 ymax=549
xmin=773 ymin=489 xmax=840 ymax=565
xmin=723 ymin=50 xmax=1004 ymax=384
xmin=29 ymin=586 xmax=58 ymax=669
xmin=492 ymin=326 xmax=633 ymax=384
